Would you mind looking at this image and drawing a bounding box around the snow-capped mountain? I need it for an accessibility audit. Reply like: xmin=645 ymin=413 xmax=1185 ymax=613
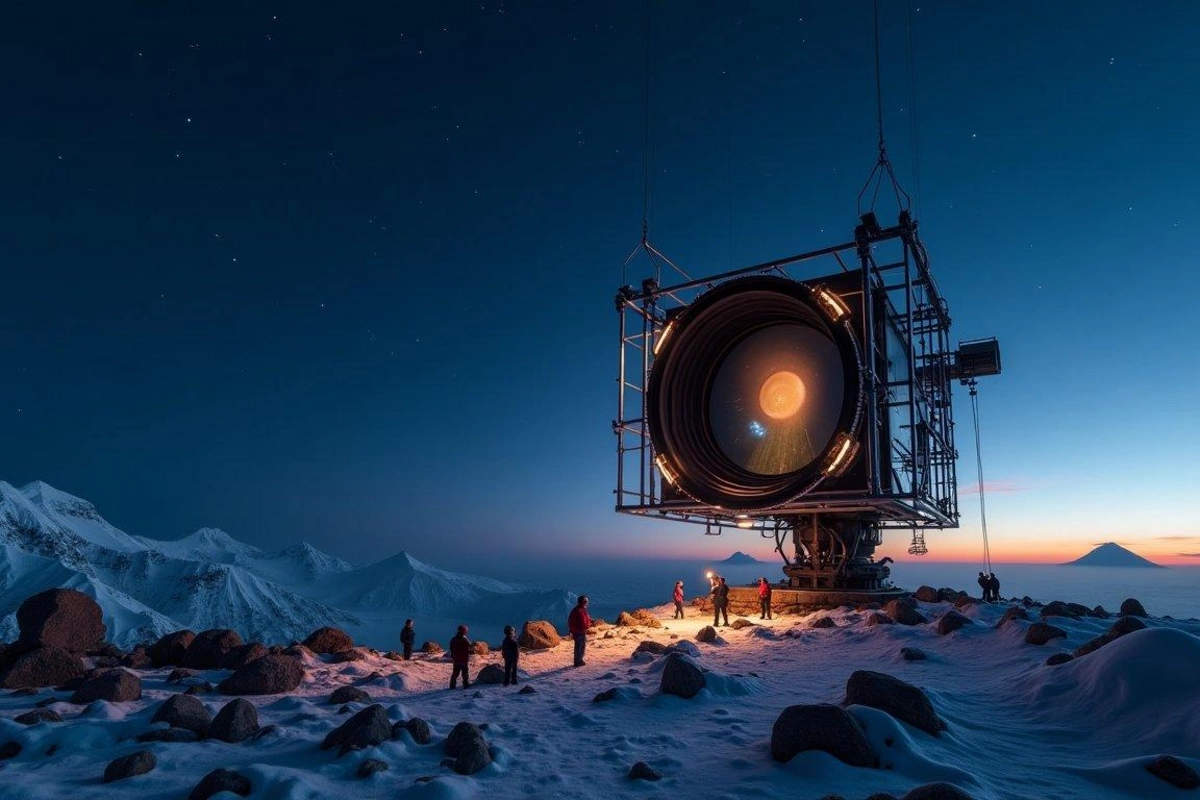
xmin=0 ymin=480 xmax=573 ymax=648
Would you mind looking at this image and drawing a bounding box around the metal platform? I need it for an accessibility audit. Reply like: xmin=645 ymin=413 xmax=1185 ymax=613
xmin=712 ymin=585 xmax=907 ymax=616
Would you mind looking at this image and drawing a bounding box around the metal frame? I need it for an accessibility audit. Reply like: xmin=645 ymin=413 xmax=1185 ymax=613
xmin=613 ymin=212 xmax=960 ymax=540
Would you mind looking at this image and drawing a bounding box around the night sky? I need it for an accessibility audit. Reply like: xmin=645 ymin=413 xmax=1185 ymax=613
xmin=4 ymin=3 xmax=1199 ymax=567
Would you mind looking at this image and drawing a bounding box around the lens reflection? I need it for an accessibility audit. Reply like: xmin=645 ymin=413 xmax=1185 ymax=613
xmin=709 ymin=324 xmax=844 ymax=476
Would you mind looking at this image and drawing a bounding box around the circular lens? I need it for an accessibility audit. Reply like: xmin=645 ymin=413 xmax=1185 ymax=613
xmin=709 ymin=324 xmax=844 ymax=475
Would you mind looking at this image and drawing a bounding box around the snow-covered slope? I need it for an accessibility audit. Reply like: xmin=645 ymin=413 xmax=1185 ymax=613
xmin=21 ymin=480 xmax=146 ymax=554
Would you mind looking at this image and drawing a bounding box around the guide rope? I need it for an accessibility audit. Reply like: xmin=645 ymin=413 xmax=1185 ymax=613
xmin=857 ymin=0 xmax=912 ymax=216
xmin=968 ymin=379 xmax=993 ymax=574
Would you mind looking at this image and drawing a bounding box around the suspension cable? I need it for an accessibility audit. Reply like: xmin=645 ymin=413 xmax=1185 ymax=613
xmin=857 ymin=0 xmax=911 ymax=216
xmin=969 ymin=380 xmax=992 ymax=574
xmin=905 ymin=0 xmax=922 ymax=220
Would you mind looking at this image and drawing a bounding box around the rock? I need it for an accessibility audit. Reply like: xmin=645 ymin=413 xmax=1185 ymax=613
xmin=444 ymin=722 xmax=491 ymax=776
xmin=392 ymin=717 xmax=431 ymax=744
xmin=470 ymin=641 xmax=489 ymax=656
xmin=92 ymin=655 xmax=120 ymax=669
xmin=329 ymin=686 xmax=373 ymax=705
xmin=303 ymin=626 xmax=355 ymax=654
xmin=1045 ymin=653 xmax=1074 ymax=666
xmin=770 ymin=704 xmax=875 ymax=766
xmin=900 ymin=647 xmax=927 ymax=662
xmin=222 ymin=643 xmax=269 ymax=670
xmin=330 ymin=648 xmax=367 ymax=663
xmin=866 ymin=612 xmax=894 ymax=627
xmin=518 ymin=620 xmax=561 ymax=650
xmin=1040 ymin=601 xmax=1077 ymax=619
xmin=1145 ymin=755 xmax=1200 ymax=789
xmin=935 ymin=611 xmax=972 ymax=635
xmin=1024 ymin=622 xmax=1067 ymax=646
xmin=475 ymin=664 xmax=505 ymax=684
xmin=0 ymin=740 xmax=23 ymax=760
xmin=167 ymin=668 xmax=197 ymax=684
xmin=184 ymin=629 xmax=244 ymax=669
xmin=901 ymin=783 xmax=975 ymax=800
xmin=593 ymin=688 xmax=620 ymax=703
xmin=914 ymin=586 xmax=940 ymax=603
xmin=15 ymin=589 xmax=105 ymax=654
xmin=660 ymin=653 xmax=705 ymax=699
xmin=358 ymin=758 xmax=389 ymax=777
xmin=518 ymin=685 xmax=537 ymax=695
xmin=188 ymin=768 xmax=252 ymax=800
xmin=995 ymin=606 xmax=1029 ymax=628
xmin=419 ymin=640 xmax=443 ymax=654
xmin=321 ymin=703 xmax=391 ymax=755
xmin=616 ymin=609 xmax=661 ymax=628
xmin=185 ymin=682 xmax=214 ymax=695
xmin=71 ymin=668 xmax=141 ymax=703
xmin=730 ymin=618 xmax=756 ymax=630
xmin=15 ymin=709 xmax=62 ymax=725
xmin=103 ymin=750 xmax=156 ymax=783
xmin=951 ymin=595 xmax=980 ymax=610
xmin=136 ymin=728 xmax=199 ymax=743
xmin=151 ymin=693 xmax=213 ymax=735
xmin=1073 ymin=616 xmax=1146 ymax=657
xmin=0 ymin=646 xmax=84 ymax=688
xmin=283 ymin=643 xmax=316 ymax=660
xmin=209 ymin=698 xmax=259 ymax=743
xmin=810 ymin=616 xmax=837 ymax=629
xmin=633 ymin=641 xmax=668 ymax=656
xmin=866 ymin=795 xmax=899 ymax=800
xmin=844 ymin=670 xmax=945 ymax=736
xmin=120 ymin=647 xmax=152 ymax=669
xmin=219 ymin=654 xmax=304 ymax=695
xmin=628 ymin=761 xmax=662 ymax=780
xmin=938 ymin=588 xmax=965 ymax=603
xmin=884 ymin=598 xmax=927 ymax=626
xmin=1092 ymin=605 xmax=1108 ymax=618
xmin=1064 ymin=602 xmax=1092 ymax=618
xmin=695 ymin=625 xmax=717 ymax=643
xmin=148 ymin=630 xmax=196 ymax=667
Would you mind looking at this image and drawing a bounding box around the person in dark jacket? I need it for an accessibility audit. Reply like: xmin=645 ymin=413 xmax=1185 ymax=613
xmin=449 ymin=624 xmax=471 ymax=689
xmin=976 ymin=571 xmax=989 ymax=600
xmin=567 ymin=595 xmax=593 ymax=667
xmin=758 ymin=577 xmax=773 ymax=620
xmin=987 ymin=572 xmax=1001 ymax=603
xmin=400 ymin=618 xmax=415 ymax=661
xmin=501 ymin=624 xmax=519 ymax=686
xmin=673 ymin=580 xmax=685 ymax=619
xmin=712 ymin=576 xmax=730 ymax=627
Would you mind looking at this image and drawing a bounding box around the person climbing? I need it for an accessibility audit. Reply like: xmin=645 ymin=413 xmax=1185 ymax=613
xmin=400 ymin=618 xmax=415 ymax=661
xmin=758 ymin=577 xmax=773 ymax=620
xmin=449 ymin=624 xmax=471 ymax=689
xmin=673 ymin=580 xmax=685 ymax=619
xmin=567 ymin=595 xmax=593 ymax=667
xmin=501 ymin=624 xmax=519 ymax=686
xmin=712 ymin=576 xmax=730 ymax=627
xmin=976 ymin=571 xmax=989 ymax=601
xmin=987 ymin=572 xmax=1001 ymax=603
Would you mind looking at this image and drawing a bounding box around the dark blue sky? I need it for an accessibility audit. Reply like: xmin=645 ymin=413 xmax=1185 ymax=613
xmin=4 ymin=3 xmax=1199 ymax=566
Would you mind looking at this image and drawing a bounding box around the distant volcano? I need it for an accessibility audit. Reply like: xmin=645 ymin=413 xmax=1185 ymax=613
xmin=1063 ymin=542 xmax=1164 ymax=568
xmin=719 ymin=551 xmax=764 ymax=565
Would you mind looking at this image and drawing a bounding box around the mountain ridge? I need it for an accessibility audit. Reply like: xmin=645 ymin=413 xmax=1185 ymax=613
xmin=1062 ymin=541 xmax=1164 ymax=568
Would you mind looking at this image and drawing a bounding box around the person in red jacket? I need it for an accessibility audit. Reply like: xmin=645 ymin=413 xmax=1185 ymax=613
xmin=449 ymin=624 xmax=471 ymax=689
xmin=758 ymin=577 xmax=773 ymax=620
xmin=567 ymin=595 xmax=592 ymax=667
xmin=673 ymin=580 xmax=685 ymax=619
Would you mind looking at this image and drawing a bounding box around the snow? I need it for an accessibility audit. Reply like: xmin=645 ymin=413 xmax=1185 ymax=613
xmin=2 ymin=599 xmax=1198 ymax=799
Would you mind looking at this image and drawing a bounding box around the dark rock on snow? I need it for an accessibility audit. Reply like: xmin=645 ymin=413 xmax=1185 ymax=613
xmin=71 ymin=668 xmax=141 ymax=704
xmin=0 ymin=646 xmax=84 ymax=688
xmin=167 ymin=668 xmax=197 ymax=684
xmin=358 ymin=758 xmax=389 ymax=777
xmin=810 ymin=616 xmax=837 ymax=629
xmin=321 ymin=703 xmax=391 ymax=755
xmin=900 ymin=647 xmax=928 ymax=662
xmin=914 ymin=585 xmax=940 ymax=603
xmin=151 ymin=693 xmax=213 ymax=735
xmin=330 ymin=648 xmax=367 ymax=664
xmin=15 ymin=709 xmax=62 ymax=725
xmin=694 ymin=625 xmax=718 ymax=643
xmin=660 ymin=653 xmax=706 ymax=699
xmin=633 ymin=640 xmax=668 ymax=656
xmin=901 ymin=783 xmax=976 ymax=800
xmin=148 ymin=630 xmax=195 ymax=667
xmin=770 ymin=703 xmax=875 ymax=767
xmin=935 ymin=610 xmax=972 ymax=635
xmin=219 ymin=654 xmax=304 ymax=695
xmin=443 ymin=721 xmax=491 ymax=776
xmin=392 ymin=717 xmax=431 ymax=744
xmin=303 ymin=626 xmax=355 ymax=654
xmin=188 ymin=768 xmax=252 ymax=800
xmin=995 ymin=606 xmax=1029 ymax=627
xmin=209 ymin=698 xmax=259 ymax=743
xmin=866 ymin=612 xmax=895 ymax=627
xmin=1145 ymin=755 xmax=1200 ymax=790
xmin=222 ymin=643 xmax=269 ymax=670
xmin=328 ymin=685 xmax=373 ymax=705
xmin=1045 ymin=653 xmax=1074 ymax=666
xmin=1024 ymin=622 xmax=1067 ymax=646
xmin=1073 ymin=616 xmax=1146 ymax=657
xmin=16 ymin=588 xmax=105 ymax=653
xmin=119 ymin=647 xmax=152 ymax=669
xmin=1119 ymin=597 xmax=1148 ymax=617
xmin=518 ymin=685 xmax=537 ymax=695
xmin=884 ymin=597 xmax=927 ymax=626
xmin=629 ymin=761 xmax=663 ymax=781
xmin=844 ymin=670 xmax=945 ymax=736
xmin=419 ymin=641 xmax=443 ymax=654
xmin=518 ymin=620 xmax=561 ymax=650
xmin=475 ymin=663 xmax=505 ymax=684
xmin=0 ymin=740 xmax=22 ymax=760
xmin=184 ymin=629 xmax=244 ymax=669
xmin=103 ymin=749 xmax=156 ymax=783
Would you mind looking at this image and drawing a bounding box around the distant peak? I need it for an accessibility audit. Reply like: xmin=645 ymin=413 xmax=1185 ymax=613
xmin=1063 ymin=542 xmax=1163 ymax=568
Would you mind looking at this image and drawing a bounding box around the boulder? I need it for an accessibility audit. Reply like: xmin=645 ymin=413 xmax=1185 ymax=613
xmin=518 ymin=685 xmax=537 ymax=695
xmin=1145 ymin=755 xmax=1200 ymax=790
xmin=219 ymin=654 xmax=304 ymax=695
xmin=1064 ymin=602 xmax=1092 ymax=618
xmin=0 ymin=646 xmax=84 ymax=688
xmin=1073 ymin=616 xmax=1146 ymax=657
xmin=358 ymin=758 xmax=389 ymax=777
xmin=901 ymin=783 xmax=975 ymax=800
xmin=420 ymin=641 xmax=443 ymax=654
xmin=1024 ymin=622 xmax=1067 ymax=646
xmin=628 ymin=761 xmax=662 ymax=781
xmin=184 ymin=629 xmax=244 ymax=669
xmin=616 ymin=609 xmax=662 ymax=628
xmin=470 ymin=641 xmax=489 ymax=656
xmin=937 ymin=588 xmax=966 ymax=603
xmin=995 ymin=606 xmax=1029 ymax=628
xmin=593 ymin=687 xmax=620 ymax=703
xmin=884 ymin=598 xmax=927 ymax=626
xmin=222 ymin=643 xmax=268 ymax=670
xmin=1045 ymin=653 xmax=1074 ymax=666
xmin=914 ymin=586 xmax=940 ymax=603
xmin=16 ymin=589 xmax=105 ymax=654
xmin=900 ymin=647 xmax=927 ymax=662
xmin=770 ymin=704 xmax=875 ymax=766
xmin=330 ymin=648 xmax=367 ymax=663
xmin=188 ymin=768 xmax=252 ymax=800
xmin=1040 ymin=601 xmax=1077 ymax=619
xmin=444 ymin=721 xmax=487 ymax=756
xmin=475 ymin=664 xmax=505 ymax=685
xmin=120 ymin=647 xmax=152 ymax=669
xmin=392 ymin=717 xmax=431 ymax=744
xmin=151 ymin=693 xmax=213 ymax=735
xmin=304 ymin=627 xmax=354 ymax=654
xmin=15 ymin=709 xmax=62 ymax=725
xmin=866 ymin=612 xmax=894 ymax=627
xmin=1092 ymin=605 xmax=1109 ymax=618
xmin=951 ymin=595 xmax=980 ymax=610
xmin=103 ymin=750 xmax=156 ymax=783
xmin=695 ymin=625 xmax=718 ymax=643
xmin=185 ymin=682 xmax=214 ymax=695
xmin=844 ymin=670 xmax=945 ymax=736
xmin=283 ymin=643 xmax=316 ymax=660
xmin=810 ymin=616 xmax=837 ymax=629
xmin=148 ymin=630 xmax=196 ymax=667
xmin=444 ymin=721 xmax=491 ymax=776
xmin=935 ymin=611 xmax=972 ymax=635
xmin=329 ymin=686 xmax=373 ymax=705
xmin=730 ymin=618 xmax=756 ymax=630
xmin=660 ymin=653 xmax=705 ymax=699
xmin=633 ymin=641 xmax=668 ymax=656
xmin=518 ymin=621 xmax=561 ymax=650
xmin=70 ymin=668 xmax=141 ymax=704
xmin=167 ymin=668 xmax=197 ymax=684
xmin=321 ymin=703 xmax=391 ymax=755
xmin=209 ymin=698 xmax=259 ymax=743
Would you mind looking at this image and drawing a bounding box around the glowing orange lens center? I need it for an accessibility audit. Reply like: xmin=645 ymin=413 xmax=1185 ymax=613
xmin=759 ymin=371 xmax=806 ymax=420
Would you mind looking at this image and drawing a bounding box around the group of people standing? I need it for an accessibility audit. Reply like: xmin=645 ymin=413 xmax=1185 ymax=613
xmin=976 ymin=571 xmax=1002 ymax=602
xmin=673 ymin=574 xmax=777 ymax=625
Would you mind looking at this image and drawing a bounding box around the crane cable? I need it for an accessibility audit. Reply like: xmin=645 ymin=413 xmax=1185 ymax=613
xmin=858 ymin=0 xmax=912 ymax=216
xmin=968 ymin=379 xmax=993 ymax=574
